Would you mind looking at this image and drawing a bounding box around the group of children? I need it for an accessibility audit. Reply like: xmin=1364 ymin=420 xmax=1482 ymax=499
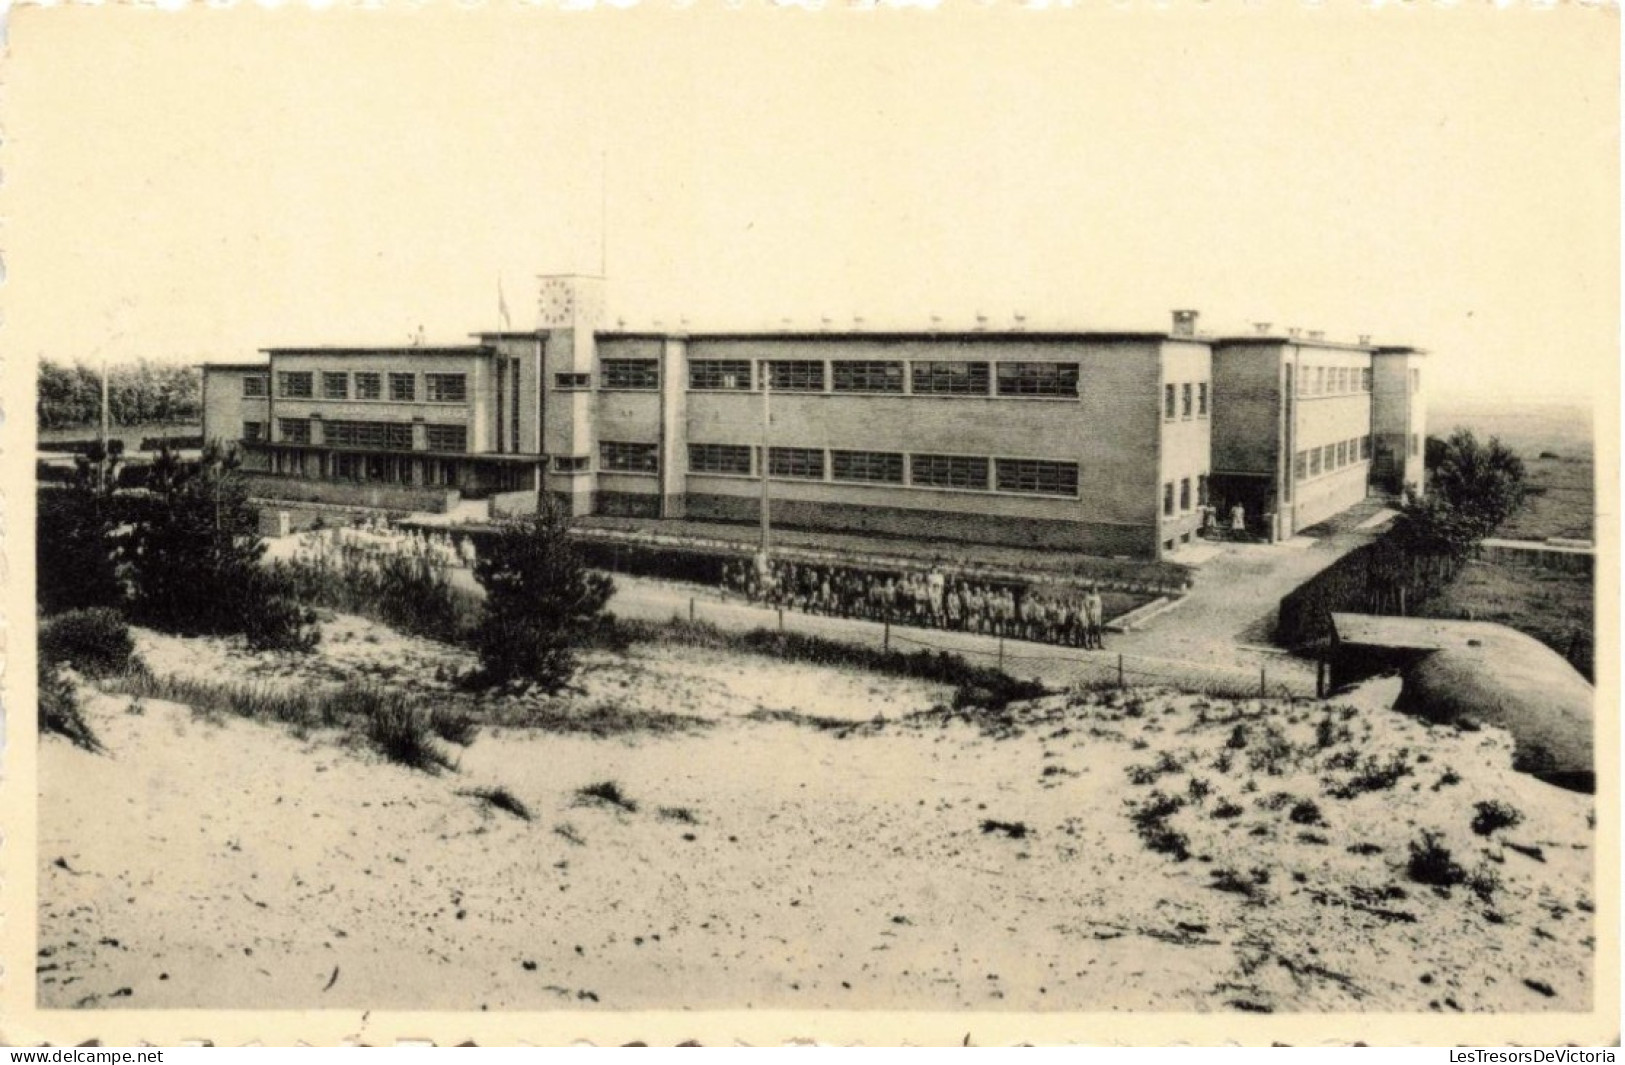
xmin=722 ymin=554 xmax=1108 ymax=649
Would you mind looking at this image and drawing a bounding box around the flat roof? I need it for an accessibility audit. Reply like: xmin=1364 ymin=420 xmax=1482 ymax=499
xmin=199 ymin=362 xmax=266 ymax=371
xmin=261 ymin=345 xmax=495 ymax=358
xmin=1331 ymin=613 xmax=1505 ymax=650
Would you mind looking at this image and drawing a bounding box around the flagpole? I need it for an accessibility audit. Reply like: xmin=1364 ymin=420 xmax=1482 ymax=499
xmin=759 ymin=363 xmax=771 ymax=556
xmin=99 ymin=349 xmax=110 ymax=491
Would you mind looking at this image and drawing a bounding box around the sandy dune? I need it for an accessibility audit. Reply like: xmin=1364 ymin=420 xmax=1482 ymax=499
xmin=39 ymin=615 xmax=1595 ymax=1013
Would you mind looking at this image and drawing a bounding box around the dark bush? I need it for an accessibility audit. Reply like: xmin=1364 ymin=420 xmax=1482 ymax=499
xmin=39 ymin=608 xmax=136 ymax=677
xmin=363 ymin=697 xmax=454 ymax=774
xmin=1407 ymin=831 xmax=1467 ymax=889
xmin=1471 ymin=800 xmax=1523 ymax=837
xmin=1288 ymin=799 xmax=1325 ymax=827
xmin=430 ymin=705 xmax=481 ymax=747
xmin=576 ymin=780 xmax=637 ymax=813
xmin=39 ymin=663 xmax=101 ymax=751
xmin=466 ymin=786 xmax=532 ymax=821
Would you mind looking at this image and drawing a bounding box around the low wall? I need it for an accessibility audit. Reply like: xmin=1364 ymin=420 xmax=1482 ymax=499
xmin=490 ymin=489 xmax=540 ymax=519
xmin=1479 ymin=539 xmax=1593 ymax=576
xmin=241 ymin=474 xmax=459 ymax=514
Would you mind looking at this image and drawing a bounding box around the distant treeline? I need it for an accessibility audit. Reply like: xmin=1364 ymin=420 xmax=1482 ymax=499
xmin=38 ymin=358 xmax=201 ymax=431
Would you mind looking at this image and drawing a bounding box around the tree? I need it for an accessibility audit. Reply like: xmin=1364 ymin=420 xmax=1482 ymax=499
xmin=36 ymin=442 xmax=125 ymax=615
xmin=124 ymin=442 xmax=316 ymax=649
xmin=1425 ymin=428 xmax=1528 ymax=541
xmin=471 ymin=502 xmax=614 ymax=690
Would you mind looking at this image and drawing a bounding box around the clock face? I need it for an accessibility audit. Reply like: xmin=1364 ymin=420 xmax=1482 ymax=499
xmin=538 ymin=279 xmax=575 ymax=327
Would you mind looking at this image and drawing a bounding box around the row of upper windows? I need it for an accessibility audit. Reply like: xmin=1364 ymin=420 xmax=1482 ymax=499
xmin=1162 ymin=381 xmax=1211 ymax=420
xmin=250 ymin=371 xmax=468 ymax=404
xmin=1298 ymin=366 xmax=1373 ymax=397
xmin=1294 ymin=435 xmax=1372 ymax=480
xmin=1161 ymin=475 xmax=1211 ymax=517
xmin=252 ymin=418 xmax=466 ymax=452
xmin=584 ymin=358 xmax=1083 ymax=398
xmin=584 ymin=441 xmax=1083 ymax=497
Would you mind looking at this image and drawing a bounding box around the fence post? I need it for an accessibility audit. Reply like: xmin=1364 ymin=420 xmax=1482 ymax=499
xmin=998 ymin=636 xmax=1005 ymax=672
xmin=883 ymin=620 xmax=890 ymax=651
xmin=1259 ymin=666 xmax=1267 ymax=700
xmin=689 ymin=597 xmax=695 ymax=622
xmin=1316 ymin=655 xmax=1325 ymax=699
xmin=1117 ymin=653 xmax=1125 ymax=689
xmin=778 ymin=607 xmax=784 ymax=632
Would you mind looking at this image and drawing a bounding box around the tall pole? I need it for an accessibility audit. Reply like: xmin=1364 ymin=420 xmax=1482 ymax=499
xmin=759 ymin=363 xmax=772 ymax=554
xmin=99 ymin=349 xmax=110 ymax=492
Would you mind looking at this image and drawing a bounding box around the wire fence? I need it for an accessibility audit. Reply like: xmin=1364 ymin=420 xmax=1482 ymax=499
xmin=656 ymin=589 xmax=1319 ymax=702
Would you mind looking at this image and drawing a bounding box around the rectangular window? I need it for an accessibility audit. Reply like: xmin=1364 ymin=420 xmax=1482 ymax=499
xmin=996 ymin=362 xmax=1079 ymax=398
xmin=1362 ymin=368 xmax=1373 ymax=392
xmin=1336 ymin=441 xmax=1348 ymax=467
xmin=1198 ymin=382 xmax=1209 ymax=416
xmin=354 ymin=372 xmax=382 ymax=400
xmin=425 ymin=424 xmax=467 ymax=452
xmin=1323 ymin=444 xmax=1336 ymax=470
xmin=1314 ymin=367 xmax=1325 ymax=395
xmin=911 ymin=453 xmax=989 ymax=491
xmin=553 ymin=455 xmax=590 ymax=473
xmin=554 ymin=373 xmax=591 ymax=390
xmin=1410 ymin=433 xmax=1420 ymax=457
xmin=1164 ymin=384 xmax=1177 ymax=419
xmin=325 ymin=420 xmax=414 ymax=450
xmin=1309 ymin=448 xmax=1322 ymax=476
xmin=768 ymin=446 xmax=824 ymax=479
xmin=911 ymin=361 xmax=989 ymax=396
xmin=1361 ymin=435 xmax=1372 ymax=460
xmin=600 ymin=440 xmax=660 ymax=474
xmin=242 ymin=375 xmax=268 ymax=398
xmin=242 ymin=421 xmax=265 ymax=442
xmin=1179 ymin=477 xmax=1192 ymax=511
xmin=389 ymin=373 xmax=416 ymax=401
xmin=764 ymin=360 xmax=825 ymax=392
xmin=1181 ymin=383 xmax=1194 ymax=418
xmin=278 ymin=418 xmax=311 ymax=444
xmin=322 ymin=372 xmax=349 ymax=400
xmin=1295 ymin=450 xmax=1308 ymax=481
xmin=1298 ymin=369 xmax=1312 ymax=397
xmin=688 ymin=443 xmax=753 ymax=475
xmin=1162 ymin=481 xmax=1175 ymax=516
xmin=600 ymin=359 xmax=659 ymax=390
xmin=830 ymin=449 xmax=904 ymax=484
xmin=425 ymin=373 xmax=467 ymax=403
xmin=688 ymin=360 xmax=753 ymax=391
xmin=996 ymin=458 xmax=1079 ymax=497
xmin=277 ymin=371 xmax=313 ymax=399
xmin=831 ymin=361 xmax=904 ymax=394
xmin=1197 ymin=474 xmax=1210 ymax=507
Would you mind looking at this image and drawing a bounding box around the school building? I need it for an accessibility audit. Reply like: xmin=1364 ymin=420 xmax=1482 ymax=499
xmin=201 ymin=275 xmax=1426 ymax=560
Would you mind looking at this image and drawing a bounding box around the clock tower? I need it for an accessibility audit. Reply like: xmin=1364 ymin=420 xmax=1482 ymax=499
xmin=537 ymin=274 xmax=606 ymax=515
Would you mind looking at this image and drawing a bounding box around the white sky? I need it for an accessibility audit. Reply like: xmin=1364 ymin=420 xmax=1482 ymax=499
xmin=5 ymin=4 xmax=1618 ymax=405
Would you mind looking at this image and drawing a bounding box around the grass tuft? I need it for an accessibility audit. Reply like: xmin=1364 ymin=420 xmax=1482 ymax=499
xmin=466 ymin=786 xmax=533 ymax=821
xmin=576 ymin=780 xmax=638 ymax=813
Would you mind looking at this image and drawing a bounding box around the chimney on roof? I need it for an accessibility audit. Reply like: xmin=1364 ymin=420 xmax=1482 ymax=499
xmin=1287 ymin=327 xmax=1301 ymax=338
xmin=1254 ymin=322 xmax=1272 ymax=335
xmin=853 ymin=315 xmax=866 ymax=330
xmin=974 ymin=312 xmax=989 ymax=331
xmin=1358 ymin=333 xmax=1372 ymax=345
xmin=1171 ymin=309 xmax=1199 ymax=337
xmin=1307 ymin=330 xmax=1325 ymax=341
xmin=1013 ymin=312 xmax=1027 ymax=332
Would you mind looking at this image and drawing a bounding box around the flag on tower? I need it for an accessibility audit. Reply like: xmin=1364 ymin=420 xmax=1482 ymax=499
xmin=498 ymin=275 xmax=512 ymax=332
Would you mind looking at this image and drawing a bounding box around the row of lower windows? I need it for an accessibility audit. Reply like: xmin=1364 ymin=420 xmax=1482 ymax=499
xmin=685 ymin=443 xmax=1081 ymax=497
xmin=1162 ymin=381 xmax=1210 ymax=420
xmin=264 ymin=371 xmax=467 ymax=403
xmin=1294 ymin=435 xmax=1372 ymax=480
xmin=250 ymin=419 xmax=467 ymax=452
xmin=1298 ymin=366 xmax=1373 ymax=397
xmin=1162 ymin=475 xmax=1211 ymax=517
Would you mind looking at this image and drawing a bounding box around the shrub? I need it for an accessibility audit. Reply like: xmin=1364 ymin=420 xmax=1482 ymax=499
xmin=1325 ymin=753 xmax=1412 ymax=799
xmin=39 ymin=608 xmax=136 ymax=677
xmin=1288 ymin=799 xmax=1325 ymax=827
xmin=1471 ymin=800 xmax=1523 ymax=837
xmin=576 ymin=780 xmax=637 ymax=813
xmin=241 ymin=580 xmax=321 ymax=653
xmin=466 ymin=786 xmax=532 ymax=821
xmin=1407 ymin=831 xmax=1467 ymax=889
xmin=980 ymin=819 xmax=1030 ymax=839
xmin=363 ymin=698 xmax=454 ymax=774
xmin=37 ymin=478 xmax=124 ymax=616
xmin=39 ymin=663 xmax=101 ymax=751
xmin=1211 ymin=799 xmax=1244 ymax=820
xmin=1129 ymin=791 xmax=1190 ymax=861
xmin=473 ymin=503 xmax=614 ymax=691
xmin=429 ymin=705 xmax=481 ymax=747
xmin=1210 ymin=867 xmax=1270 ymax=898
